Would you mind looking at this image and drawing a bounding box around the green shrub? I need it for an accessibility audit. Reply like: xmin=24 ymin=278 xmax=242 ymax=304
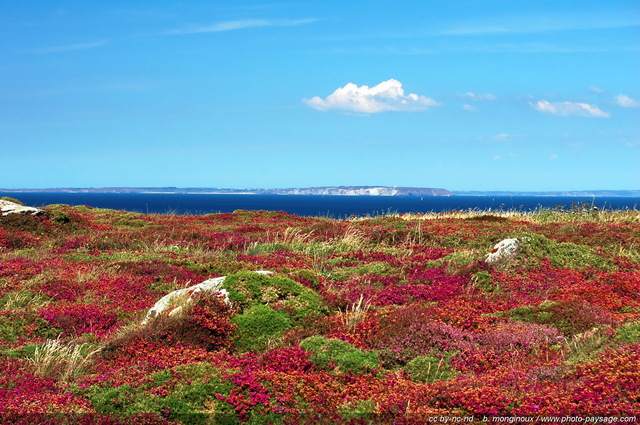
xmin=300 ymin=336 xmax=380 ymax=374
xmin=405 ymin=352 xmax=458 ymax=383
xmin=232 ymin=304 xmax=292 ymax=352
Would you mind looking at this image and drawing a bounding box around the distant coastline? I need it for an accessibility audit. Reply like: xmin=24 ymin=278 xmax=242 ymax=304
xmin=1 ymin=186 xmax=639 ymax=197
xmin=0 ymin=186 xmax=453 ymax=197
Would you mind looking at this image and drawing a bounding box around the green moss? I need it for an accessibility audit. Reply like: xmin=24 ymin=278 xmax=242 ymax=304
xmin=616 ymin=321 xmax=640 ymax=344
xmin=1 ymin=196 xmax=24 ymax=205
xmin=411 ymin=249 xmax=482 ymax=275
xmin=232 ymin=304 xmax=291 ymax=352
xmin=0 ymin=311 xmax=59 ymax=344
xmin=49 ymin=210 xmax=72 ymax=224
xmin=82 ymin=362 xmax=237 ymax=424
xmin=330 ymin=261 xmax=396 ymax=281
xmin=0 ymin=290 xmax=52 ymax=310
xmin=300 ymin=336 xmax=380 ymax=374
xmin=470 ymin=270 xmax=496 ymax=293
xmin=338 ymin=399 xmax=377 ymax=420
xmin=221 ymin=271 xmax=328 ymax=323
xmin=0 ymin=342 xmax=39 ymax=359
xmin=405 ymin=352 xmax=458 ymax=383
xmin=177 ymin=258 xmax=250 ymax=276
xmin=520 ymin=233 xmax=613 ymax=270
xmin=564 ymin=327 xmax=614 ymax=365
xmin=244 ymin=242 xmax=292 ymax=255
xmin=499 ymin=302 xmax=559 ymax=328
xmin=287 ymin=269 xmax=320 ymax=290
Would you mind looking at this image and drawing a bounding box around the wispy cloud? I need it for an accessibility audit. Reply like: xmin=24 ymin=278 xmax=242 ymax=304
xmin=492 ymin=133 xmax=512 ymax=141
xmin=303 ymin=79 xmax=438 ymax=114
xmin=614 ymin=94 xmax=640 ymax=108
xmin=439 ymin=14 xmax=640 ymax=36
xmin=462 ymin=92 xmax=497 ymax=101
xmin=530 ymin=100 xmax=610 ymax=118
xmin=35 ymin=40 xmax=109 ymax=53
xmin=168 ymin=18 xmax=316 ymax=35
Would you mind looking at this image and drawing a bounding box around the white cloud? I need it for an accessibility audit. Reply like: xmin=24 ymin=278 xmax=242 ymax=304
xmin=588 ymin=85 xmax=605 ymax=94
xmin=614 ymin=94 xmax=640 ymax=108
xmin=169 ymin=18 xmax=316 ymax=34
xmin=462 ymin=92 xmax=496 ymax=101
xmin=530 ymin=100 xmax=610 ymax=118
xmin=303 ymin=79 xmax=438 ymax=114
xmin=549 ymin=154 xmax=559 ymax=160
xmin=492 ymin=155 xmax=502 ymax=160
xmin=463 ymin=104 xmax=477 ymax=112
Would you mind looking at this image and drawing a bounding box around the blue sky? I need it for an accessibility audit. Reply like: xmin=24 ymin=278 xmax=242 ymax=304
xmin=1 ymin=1 xmax=638 ymax=191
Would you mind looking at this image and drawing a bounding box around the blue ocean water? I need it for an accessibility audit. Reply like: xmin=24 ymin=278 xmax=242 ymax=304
xmin=2 ymin=192 xmax=639 ymax=218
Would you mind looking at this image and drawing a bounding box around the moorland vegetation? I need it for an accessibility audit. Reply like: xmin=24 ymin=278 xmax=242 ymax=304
xmin=0 ymin=200 xmax=639 ymax=423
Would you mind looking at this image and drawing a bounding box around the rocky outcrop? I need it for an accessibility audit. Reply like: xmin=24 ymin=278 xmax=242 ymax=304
xmin=0 ymin=199 xmax=45 ymax=216
xmin=485 ymin=238 xmax=521 ymax=266
xmin=142 ymin=270 xmax=273 ymax=325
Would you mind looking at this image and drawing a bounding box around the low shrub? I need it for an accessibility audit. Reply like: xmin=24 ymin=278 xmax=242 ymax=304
xmin=373 ymin=304 xmax=474 ymax=365
xmin=105 ymin=292 xmax=237 ymax=354
xmin=0 ymin=310 xmax=59 ymax=343
xmin=39 ymin=303 xmax=119 ymax=337
xmin=501 ymin=299 xmax=616 ymax=337
xmin=84 ymin=362 xmax=236 ymax=424
xmin=0 ymin=213 xmax=45 ymax=234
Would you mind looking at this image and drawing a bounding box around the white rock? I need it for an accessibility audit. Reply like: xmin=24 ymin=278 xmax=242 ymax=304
xmin=142 ymin=270 xmax=273 ymax=325
xmin=485 ymin=238 xmax=521 ymax=265
xmin=0 ymin=199 xmax=45 ymax=217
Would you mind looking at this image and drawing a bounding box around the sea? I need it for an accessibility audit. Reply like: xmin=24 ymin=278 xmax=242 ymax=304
xmin=2 ymin=192 xmax=639 ymax=218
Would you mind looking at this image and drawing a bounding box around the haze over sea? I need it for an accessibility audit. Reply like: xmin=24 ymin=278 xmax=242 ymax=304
xmin=2 ymin=193 xmax=638 ymax=218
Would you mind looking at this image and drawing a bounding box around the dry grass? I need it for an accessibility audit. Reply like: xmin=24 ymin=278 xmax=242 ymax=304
xmin=340 ymin=294 xmax=372 ymax=331
xmin=0 ymin=291 xmax=50 ymax=311
xmin=28 ymin=338 xmax=101 ymax=384
xmin=386 ymin=209 xmax=640 ymax=224
xmin=333 ymin=228 xmax=368 ymax=251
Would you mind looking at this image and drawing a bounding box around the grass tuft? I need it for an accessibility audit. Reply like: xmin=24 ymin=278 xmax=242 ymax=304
xmin=28 ymin=338 xmax=101 ymax=383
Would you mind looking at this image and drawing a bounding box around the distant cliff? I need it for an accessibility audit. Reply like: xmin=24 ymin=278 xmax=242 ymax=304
xmin=0 ymin=186 xmax=454 ymax=197
xmin=263 ymin=186 xmax=453 ymax=196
